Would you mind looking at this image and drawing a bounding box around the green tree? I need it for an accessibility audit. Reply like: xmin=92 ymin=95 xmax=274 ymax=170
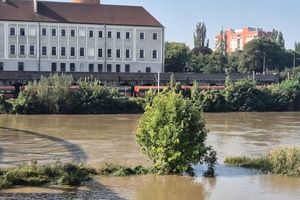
xmin=215 ymin=29 xmax=227 ymax=56
xmin=227 ymin=50 xmax=242 ymax=73
xmin=203 ymin=52 xmax=227 ymax=74
xmin=188 ymin=53 xmax=207 ymax=73
xmin=277 ymin=31 xmax=285 ymax=49
xmin=194 ymin=22 xmax=208 ymax=48
xmin=136 ymin=90 xmax=216 ymax=175
xmin=271 ymin=29 xmax=279 ymax=43
xmin=295 ymin=42 xmax=300 ymax=53
xmin=165 ymin=42 xmax=190 ymax=72
xmin=239 ymin=38 xmax=286 ymax=73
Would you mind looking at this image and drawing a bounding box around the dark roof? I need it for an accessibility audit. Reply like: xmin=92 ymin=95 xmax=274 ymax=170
xmin=0 ymin=0 xmax=163 ymax=27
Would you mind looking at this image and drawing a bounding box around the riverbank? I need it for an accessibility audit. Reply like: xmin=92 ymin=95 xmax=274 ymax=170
xmin=1 ymin=75 xmax=299 ymax=114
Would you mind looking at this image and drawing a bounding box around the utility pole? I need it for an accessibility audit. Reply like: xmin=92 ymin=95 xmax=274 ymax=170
xmin=263 ymin=56 xmax=266 ymax=75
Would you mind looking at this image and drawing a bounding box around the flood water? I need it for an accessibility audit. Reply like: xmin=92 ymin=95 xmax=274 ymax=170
xmin=0 ymin=113 xmax=300 ymax=200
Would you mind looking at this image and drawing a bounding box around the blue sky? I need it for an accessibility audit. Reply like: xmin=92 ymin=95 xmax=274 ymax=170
xmin=62 ymin=0 xmax=299 ymax=49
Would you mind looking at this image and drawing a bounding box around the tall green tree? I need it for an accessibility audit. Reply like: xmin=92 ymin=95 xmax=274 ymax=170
xmin=277 ymin=31 xmax=285 ymax=48
xmin=271 ymin=29 xmax=279 ymax=43
xmin=216 ymin=29 xmax=227 ymax=56
xmin=164 ymin=42 xmax=190 ymax=72
xmin=227 ymin=50 xmax=242 ymax=73
xmin=194 ymin=22 xmax=208 ymax=48
xmin=295 ymin=42 xmax=300 ymax=53
xmin=239 ymin=38 xmax=286 ymax=73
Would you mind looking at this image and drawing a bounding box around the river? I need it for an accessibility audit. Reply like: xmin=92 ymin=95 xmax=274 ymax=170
xmin=0 ymin=113 xmax=300 ymax=200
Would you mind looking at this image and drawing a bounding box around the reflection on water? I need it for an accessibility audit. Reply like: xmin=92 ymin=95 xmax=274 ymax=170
xmin=0 ymin=112 xmax=300 ymax=200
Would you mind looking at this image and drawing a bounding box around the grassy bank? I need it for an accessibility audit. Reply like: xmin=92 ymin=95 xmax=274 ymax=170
xmin=224 ymin=147 xmax=300 ymax=176
xmin=0 ymin=161 xmax=96 ymax=190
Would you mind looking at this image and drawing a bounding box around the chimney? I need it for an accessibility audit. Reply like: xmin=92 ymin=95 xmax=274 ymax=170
xmin=2 ymin=0 xmax=7 ymax=3
xmin=33 ymin=0 xmax=37 ymax=13
xmin=72 ymin=0 xmax=100 ymax=4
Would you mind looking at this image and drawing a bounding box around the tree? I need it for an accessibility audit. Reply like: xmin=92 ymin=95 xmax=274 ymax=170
xmin=164 ymin=42 xmax=190 ymax=72
xmin=188 ymin=53 xmax=207 ymax=73
xmin=215 ymin=29 xmax=227 ymax=56
xmin=203 ymin=52 xmax=227 ymax=74
xmin=277 ymin=31 xmax=285 ymax=48
xmin=239 ymin=38 xmax=286 ymax=73
xmin=136 ymin=90 xmax=216 ymax=175
xmin=194 ymin=22 xmax=208 ymax=48
xmin=227 ymin=50 xmax=242 ymax=73
xmin=271 ymin=29 xmax=279 ymax=43
xmin=295 ymin=42 xmax=300 ymax=53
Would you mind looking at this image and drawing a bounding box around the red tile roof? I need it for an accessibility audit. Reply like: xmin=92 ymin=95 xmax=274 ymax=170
xmin=0 ymin=0 xmax=163 ymax=27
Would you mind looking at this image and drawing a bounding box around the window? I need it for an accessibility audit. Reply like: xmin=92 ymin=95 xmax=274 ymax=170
xmin=61 ymin=29 xmax=66 ymax=37
xmin=10 ymin=45 xmax=16 ymax=55
xmin=18 ymin=62 xmax=24 ymax=71
xmin=116 ymin=64 xmax=120 ymax=72
xmin=70 ymin=47 xmax=75 ymax=56
xmin=51 ymin=63 xmax=57 ymax=72
xmin=42 ymin=46 xmax=47 ymax=55
xmin=42 ymin=28 xmax=47 ymax=36
xmin=10 ymin=28 xmax=15 ymax=36
xmin=29 ymin=45 xmax=35 ymax=55
xmin=0 ymin=62 xmax=4 ymax=71
xmin=139 ymin=32 xmax=145 ymax=39
xmin=52 ymin=47 xmax=57 ymax=56
xmin=153 ymin=33 xmax=158 ymax=40
xmin=98 ymin=48 xmax=103 ymax=57
xmin=51 ymin=29 xmax=57 ymax=36
xmin=70 ymin=29 xmax=76 ymax=37
xmin=98 ymin=31 xmax=103 ymax=38
xmin=89 ymin=30 xmax=94 ymax=38
xmin=116 ymin=32 xmax=121 ymax=39
xmin=116 ymin=49 xmax=121 ymax=58
xmin=19 ymin=45 xmax=25 ymax=55
xmin=125 ymin=49 xmax=130 ymax=58
xmin=19 ymin=28 xmax=25 ymax=36
xmin=107 ymin=49 xmax=112 ymax=58
xmin=107 ymin=31 xmax=112 ymax=38
xmin=152 ymin=50 xmax=157 ymax=59
xmin=89 ymin=64 xmax=94 ymax=72
xmin=125 ymin=32 xmax=130 ymax=39
xmin=60 ymin=63 xmax=66 ymax=72
xmin=98 ymin=64 xmax=103 ymax=72
xmin=139 ymin=49 xmax=145 ymax=59
xmin=70 ymin=63 xmax=76 ymax=72
xmin=61 ymin=47 xmax=66 ymax=56
xmin=107 ymin=64 xmax=112 ymax=72
xmin=146 ymin=67 xmax=151 ymax=73
xmin=125 ymin=64 xmax=130 ymax=73
xmin=80 ymin=48 xmax=85 ymax=56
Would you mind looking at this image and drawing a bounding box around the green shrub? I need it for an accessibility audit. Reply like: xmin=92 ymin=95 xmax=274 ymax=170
xmin=0 ymin=95 xmax=12 ymax=114
xmin=224 ymin=147 xmax=300 ymax=176
xmin=198 ymin=90 xmax=228 ymax=112
xmin=136 ymin=90 xmax=216 ymax=175
xmin=225 ymin=79 xmax=266 ymax=111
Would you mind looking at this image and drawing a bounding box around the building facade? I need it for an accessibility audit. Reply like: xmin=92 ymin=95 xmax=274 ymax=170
xmin=215 ymin=27 xmax=272 ymax=53
xmin=0 ymin=0 xmax=164 ymax=73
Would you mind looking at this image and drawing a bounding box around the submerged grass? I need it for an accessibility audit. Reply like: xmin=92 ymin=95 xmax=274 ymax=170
xmin=224 ymin=147 xmax=300 ymax=176
xmin=98 ymin=163 xmax=153 ymax=176
xmin=0 ymin=161 xmax=96 ymax=190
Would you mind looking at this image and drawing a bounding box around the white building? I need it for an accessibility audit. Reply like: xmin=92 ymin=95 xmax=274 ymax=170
xmin=0 ymin=0 xmax=164 ymax=73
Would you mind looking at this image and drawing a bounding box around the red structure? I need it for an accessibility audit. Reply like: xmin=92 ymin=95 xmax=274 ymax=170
xmin=215 ymin=27 xmax=273 ymax=53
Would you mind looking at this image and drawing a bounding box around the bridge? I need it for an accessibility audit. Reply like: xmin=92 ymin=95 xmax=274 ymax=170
xmin=0 ymin=71 xmax=279 ymax=86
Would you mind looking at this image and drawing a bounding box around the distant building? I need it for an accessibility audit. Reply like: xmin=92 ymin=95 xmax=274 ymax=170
xmin=0 ymin=0 xmax=164 ymax=73
xmin=215 ymin=27 xmax=272 ymax=53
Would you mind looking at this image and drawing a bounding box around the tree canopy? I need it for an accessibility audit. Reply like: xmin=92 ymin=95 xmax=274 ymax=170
xmin=164 ymin=42 xmax=190 ymax=72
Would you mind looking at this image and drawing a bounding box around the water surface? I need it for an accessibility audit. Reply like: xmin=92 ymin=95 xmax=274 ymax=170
xmin=0 ymin=113 xmax=300 ymax=200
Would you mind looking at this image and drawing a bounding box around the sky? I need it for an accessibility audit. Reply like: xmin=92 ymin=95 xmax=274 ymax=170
xmin=62 ymin=0 xmax=299 ymax=49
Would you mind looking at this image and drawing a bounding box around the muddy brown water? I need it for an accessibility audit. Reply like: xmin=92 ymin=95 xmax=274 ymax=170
xmin=0 ymin=113 xmax=300 ymax=200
